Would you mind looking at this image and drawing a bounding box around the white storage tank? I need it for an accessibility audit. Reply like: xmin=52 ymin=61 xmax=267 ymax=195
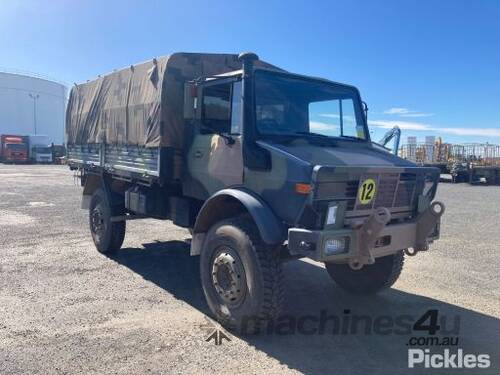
xmin=0 ymin=70 xmax=67 ymax=144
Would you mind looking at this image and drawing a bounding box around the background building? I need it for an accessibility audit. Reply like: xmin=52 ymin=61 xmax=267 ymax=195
xmin=0 ymin=70 xmax=67 ymax=144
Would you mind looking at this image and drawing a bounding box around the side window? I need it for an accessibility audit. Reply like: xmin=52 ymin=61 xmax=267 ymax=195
xmin=202 ymin=83 xmax=231 ymax=133
xmin=341 ymin=99 xmax=364 ymax=138
xmin=202 ymin=81 xmax=242 ymax=135
xmin=230 ymin=81 xmax=242 ymax=134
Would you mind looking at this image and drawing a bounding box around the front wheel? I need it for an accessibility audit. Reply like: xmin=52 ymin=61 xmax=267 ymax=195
xmin=200 ymin=217 xmax=284 ymax=333
xmin=89 ymin=188 xmax=126 ymax=254
xmin=325 ymin=251 xmax=405 ymax=295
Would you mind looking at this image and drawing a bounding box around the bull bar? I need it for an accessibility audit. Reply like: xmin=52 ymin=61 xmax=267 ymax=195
xmin=288 ymin=201 xmax=445 ymax=267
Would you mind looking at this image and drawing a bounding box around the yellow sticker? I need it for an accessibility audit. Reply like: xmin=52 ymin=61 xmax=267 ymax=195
xmin=358 ymin=178 xmax=377 ymax=205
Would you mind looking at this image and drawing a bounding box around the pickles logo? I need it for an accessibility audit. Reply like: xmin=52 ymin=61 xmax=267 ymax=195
xmin=408 ymin=349 xmax=490 ymax=369
xmin=358 ymin=178 xmax=377 ymax=205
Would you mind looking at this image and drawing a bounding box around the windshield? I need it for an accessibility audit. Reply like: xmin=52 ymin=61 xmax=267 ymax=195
xmin=34 ymin=146 xmax=51 ymax=153
xmin=255 ymin=71 xmax=367 ymax=140
xmin=6 ymin=143 xmax=26 ymax=151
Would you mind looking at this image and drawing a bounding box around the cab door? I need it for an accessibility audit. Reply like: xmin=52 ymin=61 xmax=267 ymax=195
xmin=187 ymin=79 xmax=243 ymax=197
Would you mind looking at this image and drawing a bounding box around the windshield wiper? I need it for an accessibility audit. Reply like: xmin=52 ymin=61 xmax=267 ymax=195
xmin=293 ymin=131 xmax=366 ymax=143
xmin=293 ymin=131 xmax=329 ymax=138
xmin=291 ymin=131 xmax=366 ymax=142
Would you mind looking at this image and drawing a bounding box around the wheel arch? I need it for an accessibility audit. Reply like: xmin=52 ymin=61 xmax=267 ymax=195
xmin=81 ymin=172 xmax=123 ymax=209
xmin=190 ymin=188 xmax=285 ymax=255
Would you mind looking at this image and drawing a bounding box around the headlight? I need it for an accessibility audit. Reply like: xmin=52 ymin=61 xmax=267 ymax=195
xmin=324 ymin=237 xmax=349 ymax=255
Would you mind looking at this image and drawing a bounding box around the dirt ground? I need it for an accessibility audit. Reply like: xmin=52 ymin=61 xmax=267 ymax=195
xmin=0 ymin=165 xmax=499 ymax=374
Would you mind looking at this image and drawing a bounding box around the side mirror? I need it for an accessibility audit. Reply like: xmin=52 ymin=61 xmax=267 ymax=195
xmin=183 ymin=83 xmax=198 ymax=120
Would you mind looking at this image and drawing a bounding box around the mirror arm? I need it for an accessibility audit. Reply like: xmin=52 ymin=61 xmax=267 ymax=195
xmin=222 ymin=134 xmax=236 ymax=145
xmin=200 ymin=125 xmax=235 ymax=146
xmin=362 ymin=101 xmax=369 ymax=122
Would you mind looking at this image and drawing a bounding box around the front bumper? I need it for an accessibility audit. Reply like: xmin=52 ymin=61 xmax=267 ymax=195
xmin=288 ymin=201 xmax=444 ymax=266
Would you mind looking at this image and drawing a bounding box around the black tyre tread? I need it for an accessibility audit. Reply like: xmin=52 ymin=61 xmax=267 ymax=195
xmin=206 ymin=216 xmax=284 ymax=331
xmin=383 ymin=250 xmax=405 ymax=289
xmin=109 ymin=220 xmax=126 ymax=251
xmin=325 ymin=251 xmax=405 ymax=295
xmin=236 ymin=217 xmax=284 ymax=320
xmin=89 ymin=189 xmax=126 ymax=254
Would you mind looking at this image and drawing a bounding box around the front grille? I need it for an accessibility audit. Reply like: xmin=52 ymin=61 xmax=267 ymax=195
xmin=394 ymin=181 xmax=416 ymax=207
xmin=348 ymin=173 xmax=417 ymax=210
xmin=345 ymin=180 xmax=358 ymax=210
xmin=345 ymin=180 xmax=358 ymax=198
xmin=354 ymin=173 xmax=417 ymax=211
xmin=313 ymin=172 xmax=418 ymax=222
xmin=374 ymin=175 xmax=399 ymax=208
xmin=308 ymin=171 xmax=422 ymax=230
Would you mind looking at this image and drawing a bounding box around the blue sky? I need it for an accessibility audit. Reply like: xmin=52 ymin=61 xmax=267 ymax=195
xmin=1 ymin=0 xmax=499 ymax=144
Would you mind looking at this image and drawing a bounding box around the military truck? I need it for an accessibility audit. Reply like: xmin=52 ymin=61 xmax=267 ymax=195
xmin=66 ymin=52 xmax=444 ymax=331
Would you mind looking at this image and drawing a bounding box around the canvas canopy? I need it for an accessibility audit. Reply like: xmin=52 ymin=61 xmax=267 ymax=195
xmin=66 ymin=53 xmax=268 ymax=149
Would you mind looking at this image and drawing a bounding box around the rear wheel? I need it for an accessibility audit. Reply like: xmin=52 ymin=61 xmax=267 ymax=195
xmin=200 ymin=217 xmax=283 ymax=333
xmin=325 ymin=250 xmax=404 ymax=295
xmin=89 ymin=188 xmax=126 ymax=253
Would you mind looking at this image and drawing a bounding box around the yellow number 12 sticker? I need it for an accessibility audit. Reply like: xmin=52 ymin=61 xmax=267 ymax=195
xmin=358 ymin=178 xmax=377 ymax=205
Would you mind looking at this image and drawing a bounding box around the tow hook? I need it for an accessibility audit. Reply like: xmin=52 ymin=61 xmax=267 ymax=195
xmin=415 ymin=201 xmax=445 ymax=250
xmin=406 ymin=201 xmax=445 ymax=257
xmin=350 ymin=207 xmax=392 ymax=268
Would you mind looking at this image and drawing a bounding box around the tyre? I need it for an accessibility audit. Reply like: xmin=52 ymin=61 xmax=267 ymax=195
xmin=325 ymin=250 xmax=404 ymax=295
xmin=89 ymin=188 xmax=126 ymax=254
xmin=200 ymin=217 xmax=283 ymax=333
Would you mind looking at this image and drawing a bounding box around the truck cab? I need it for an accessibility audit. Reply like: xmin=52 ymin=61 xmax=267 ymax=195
xmin=28 ymin=135 xmax=53 ymax=163
xmin=31 ymin=145 xmax=53 ymax=163
xmin=185 ymin=54 xmax=443 ymax=266
xmin=1 ymin=135 xmax=28 ymax=163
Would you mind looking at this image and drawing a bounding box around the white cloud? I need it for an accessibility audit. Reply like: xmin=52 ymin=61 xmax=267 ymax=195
xmin=438 ymin=127 xmax=500 ymax=137
xmin=369 ymin=119 xmax=500 ymax=138
xmin=319 ymin=114 xmax=355 ymax=121
xmin=369 ymin=120 xmax=429 ymax=131
xmin=317 ymin=109 xmax=499 ymax=139
xmin=383 ymin=107 xmax=434 ymax=118
xmin=400 ymin=113 xmax=434 ymax=118
xmin=310 ymin=121 xmax=338 ymax=131
xmin=384 ymin=107 xmax=411 ymax=115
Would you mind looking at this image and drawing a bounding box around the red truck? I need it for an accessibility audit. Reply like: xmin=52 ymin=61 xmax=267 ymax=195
xmin=0 ymin=135 xmax=29 ymax=163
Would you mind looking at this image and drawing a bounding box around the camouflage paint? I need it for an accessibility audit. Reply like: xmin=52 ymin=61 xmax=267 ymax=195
xmin=187 ymin=134 xmax=243 ymax=195
xmin=67 ymin=52 xmax=443 ymax=258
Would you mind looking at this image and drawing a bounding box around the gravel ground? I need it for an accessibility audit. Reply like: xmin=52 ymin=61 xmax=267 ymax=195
xmin=0 ymin=165 xmax=499 ymax=374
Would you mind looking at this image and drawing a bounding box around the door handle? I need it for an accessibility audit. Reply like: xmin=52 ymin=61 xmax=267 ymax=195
xmin=194 ymin=150 xmax=203 ymax=158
